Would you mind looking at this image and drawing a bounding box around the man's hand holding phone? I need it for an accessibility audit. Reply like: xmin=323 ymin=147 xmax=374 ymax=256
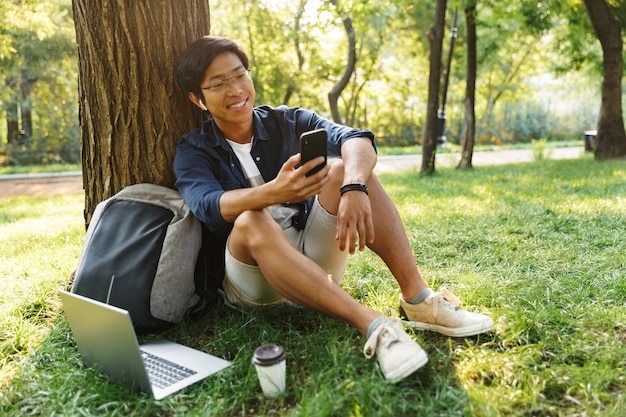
xmin=270 ymin=129 xmax=329 ymax=205
xmin=299 ymin=129 xmax=328 ymax=177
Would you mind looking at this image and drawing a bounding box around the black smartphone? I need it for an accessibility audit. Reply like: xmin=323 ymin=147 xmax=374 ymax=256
xmin=300 ymin=129 xmax=328 ymax=177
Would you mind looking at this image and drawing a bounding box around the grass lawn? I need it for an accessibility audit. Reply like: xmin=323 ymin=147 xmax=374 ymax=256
xmin=0 ymin=163 xmax=82 ymax=176
xmin=1 ymin=156 xmax=625 ymax=416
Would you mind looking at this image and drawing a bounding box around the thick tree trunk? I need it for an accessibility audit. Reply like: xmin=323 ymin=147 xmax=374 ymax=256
xmin=582 ymin=0 xmax=626 ymax=160
xmin=421 ymin=0 xmax=446 ymax=175
xmin=458 ymin=3 xmax=477 ymax=169
xmin=72 ymin=0 xmax=210 ymax=225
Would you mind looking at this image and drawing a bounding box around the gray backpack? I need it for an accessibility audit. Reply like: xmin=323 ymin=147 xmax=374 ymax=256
xmin=71 ymin=184 xmax=211 ymax=332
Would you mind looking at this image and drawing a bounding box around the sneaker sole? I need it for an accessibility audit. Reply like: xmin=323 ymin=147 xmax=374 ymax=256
xmin=401 ymin=318 xmax=494 ymax=337
xmin=384 ymin=349 xmax=429 ymax=384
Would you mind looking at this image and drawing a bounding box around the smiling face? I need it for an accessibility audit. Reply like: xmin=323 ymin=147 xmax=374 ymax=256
xmin=198 ymin=52 xmax=256 ymax=142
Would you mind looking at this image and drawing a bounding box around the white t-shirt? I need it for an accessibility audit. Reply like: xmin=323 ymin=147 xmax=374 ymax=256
xmin=226 ymin=138 xmax=298 ymax=230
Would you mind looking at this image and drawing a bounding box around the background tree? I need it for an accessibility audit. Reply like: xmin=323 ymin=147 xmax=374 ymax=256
xmin=582 ymin=0 xmax=626 ymax=160
xmin=327 ymin=0 xmax=356 ymax=124
xmin=374 ymin=0 xmax=432 ymax=146
xmin=2 ymin=0 xmax=616 ymax=170
xmin=472 ymin=1 xmax=550 ymax=145
xmin=457 ymin=0 xmax=477 ymax=169
xmin=0 ymin=0 xmax=77 ymax=163
xmin=71 ymin=0 xmax=210 ymax=224
xmin=211 ymin=0 xmax=329 ymax=111
xmin=283 ymin=0 xmax=308 ymax=105
xmin=421 ymin=0 xmax=447 ymax=175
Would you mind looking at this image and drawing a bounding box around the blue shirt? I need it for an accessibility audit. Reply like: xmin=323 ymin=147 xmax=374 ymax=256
xmin=174 ymin=105 xmax=375 ymax=287
xmin=174 ymin=105 xmax=375 ymax=238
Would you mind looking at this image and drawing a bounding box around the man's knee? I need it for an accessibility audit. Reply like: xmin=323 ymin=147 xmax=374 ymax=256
xmin=232 ymin=209 xmax=281 ymax=246
xmin=327 ymin=160 xmax=345 ymax=188
xmin=319 ymin=161 xmax=346 ymax=212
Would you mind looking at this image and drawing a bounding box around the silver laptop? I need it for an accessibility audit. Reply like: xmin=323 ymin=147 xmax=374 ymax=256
xmin=59 ymin=290 xmax=231 ymax=400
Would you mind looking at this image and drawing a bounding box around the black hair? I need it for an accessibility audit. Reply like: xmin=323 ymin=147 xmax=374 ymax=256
xmin=176 ymin=36 xmax=250 ymax=100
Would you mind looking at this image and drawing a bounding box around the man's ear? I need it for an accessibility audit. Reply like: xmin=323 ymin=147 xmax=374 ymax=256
xmin=188 ymin=92 xmax=208 ymax=111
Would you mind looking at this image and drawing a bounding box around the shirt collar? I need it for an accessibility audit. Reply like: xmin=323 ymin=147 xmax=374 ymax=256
xmin=200 ymin=108 xmax=271 ymax=151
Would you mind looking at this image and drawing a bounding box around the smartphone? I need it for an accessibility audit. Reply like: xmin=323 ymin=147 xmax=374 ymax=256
xmin=300 ymin=129 xmax=328 ymax=177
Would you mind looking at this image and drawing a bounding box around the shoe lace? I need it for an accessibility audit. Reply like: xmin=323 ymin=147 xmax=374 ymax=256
xmin=363 ymin=309 xmax=399 ymax=359
xmin=441 ymin=287 xmax=462 ymax=306
xmin=427 ymin=287 xmax=462 ymax=319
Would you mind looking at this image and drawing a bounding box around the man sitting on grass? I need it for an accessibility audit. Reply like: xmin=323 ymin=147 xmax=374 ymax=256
xmin=174 ymin=36 xmax=494 ymax=383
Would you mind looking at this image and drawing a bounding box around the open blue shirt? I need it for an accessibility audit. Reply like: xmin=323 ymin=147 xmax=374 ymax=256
xmin=174 ymin=105 xmax=375 ymax=239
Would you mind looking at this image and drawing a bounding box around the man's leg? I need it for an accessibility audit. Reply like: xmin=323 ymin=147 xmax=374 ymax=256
xmin=364 ymin=173 xmax=494 ymax=337
xmin=227 ymin=163 xmax=430 ymax=381
xmin=364 ymin=174 xmax=428 ymax=300
xmin=227 ymin=208 xmax=378 ymax=336
xmin=227 ymin=205 xmax=428 ymax=382
xmin=317 ymin=162 xmax=427 ymax=300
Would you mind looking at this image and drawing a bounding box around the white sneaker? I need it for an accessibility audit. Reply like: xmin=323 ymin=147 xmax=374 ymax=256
xmin=363 ymin=314 xmax=428 ymax=383
xmin=400 ymin=287 xmax=494 ymax=337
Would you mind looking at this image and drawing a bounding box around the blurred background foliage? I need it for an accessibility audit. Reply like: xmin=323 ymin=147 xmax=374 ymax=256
xmin=0 ymin=0 xmax=619 ymax=166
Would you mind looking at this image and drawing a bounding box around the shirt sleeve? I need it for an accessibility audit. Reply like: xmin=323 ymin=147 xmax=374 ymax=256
xmin=276 ymin=106 xmax=376 ymax=157
xmin=174 ymin=135 xmax=232 ymax=237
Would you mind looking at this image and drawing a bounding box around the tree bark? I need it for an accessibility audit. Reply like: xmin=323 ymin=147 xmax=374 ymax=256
xmin=283 ymin=0 xmax=307 ymax=106
xmin=582 ymin=0 xmax=626 ymax=160
xmin=5 ymin=99 xmax=19 ymax=144
xmin=20 ymin=75 xmax=35 ymax=141
xmin=72 ymin=0 xmax=210 ymax=225
xmin=458 ymin=3 xmax=477 ymax=169
xmin=328 ymin=0 xmax=356 ymax=125
xmin=421 ymin=0 xmax=446 ymax=175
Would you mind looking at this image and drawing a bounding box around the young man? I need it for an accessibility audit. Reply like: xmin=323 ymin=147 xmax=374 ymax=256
xmin=174 ymin=36 xmax=493 ymax=383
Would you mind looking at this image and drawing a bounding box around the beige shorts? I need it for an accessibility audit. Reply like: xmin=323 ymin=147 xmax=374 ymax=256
xmin=223 ymin=197 xmax=348 ymax=309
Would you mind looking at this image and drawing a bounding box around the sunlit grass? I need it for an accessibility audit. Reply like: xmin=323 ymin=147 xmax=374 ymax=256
xmin=359 ymin=158 xmax=626 ymax=416
xmin=0 ymin=195 xmax=84 ymax=387
xmin=0 ymin=163 xmax=82 ymax=176
xmin=1 ymin=157 xmax=625 ymax=416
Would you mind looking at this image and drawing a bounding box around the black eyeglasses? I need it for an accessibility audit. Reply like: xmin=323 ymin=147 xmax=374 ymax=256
xmin=201 ymin=69 xmax=252 ymax=94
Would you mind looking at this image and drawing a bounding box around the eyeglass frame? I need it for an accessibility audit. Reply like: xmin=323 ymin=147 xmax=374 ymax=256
xmin=200 ymin=69 xmax=252 ymax=94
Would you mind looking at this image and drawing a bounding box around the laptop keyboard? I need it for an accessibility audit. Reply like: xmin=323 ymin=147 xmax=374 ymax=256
xmin=141 ymin=350 xmax=197 ymax=389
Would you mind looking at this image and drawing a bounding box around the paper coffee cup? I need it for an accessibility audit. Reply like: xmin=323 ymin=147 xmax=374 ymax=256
xmin=252 ymin=344 xmax=286 ymax=397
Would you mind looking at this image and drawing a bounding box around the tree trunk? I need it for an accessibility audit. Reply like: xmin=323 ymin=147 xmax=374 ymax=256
xmin=6 ymin=100 xmax=19 ymax=144
xmin=458 ymin=2 xmax=477 ymax=169
xmin=20 ymin=76 xmax=36 ymax=141
xmin=328 ymin=0 xmax=356 ymax=125
xmin=421 ymin=0 xmax=446 ymax=175
xmin=72 ymin=0 xmax=210 ymax=225
xmin=283 ymin=0 xmax=307 ymax=105
xmin=582 ymin=0 xmax=626 ymax=160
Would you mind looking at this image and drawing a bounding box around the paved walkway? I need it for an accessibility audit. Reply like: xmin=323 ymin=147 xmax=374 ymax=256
xmin=0 ymin=147 xmax=586 ymax=197
xmin=374 ymin=146 xmax=585 ymax=173
xmin=0 ymin=171 xmax=83 ymax=197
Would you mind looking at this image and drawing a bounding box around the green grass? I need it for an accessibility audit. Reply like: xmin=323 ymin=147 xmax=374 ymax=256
xmin=1 ymin=157 xmax=625 ymax=416
xmin=0 ymin=163 xmax=82 ymax=176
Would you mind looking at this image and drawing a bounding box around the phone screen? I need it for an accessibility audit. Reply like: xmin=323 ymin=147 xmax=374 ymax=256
xmin=300 ymin=129 xmax=328 ymax=177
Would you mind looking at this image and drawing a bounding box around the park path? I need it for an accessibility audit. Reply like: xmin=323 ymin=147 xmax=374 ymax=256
xmin=373 ymin=146 xmax=585 ymax=173
xmin=0 ymin=147 xmax=586 ymax=197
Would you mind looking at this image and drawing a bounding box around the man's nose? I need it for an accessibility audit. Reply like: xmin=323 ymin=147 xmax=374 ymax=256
xmin=226 ymin=79 xmax=244 ymax=93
